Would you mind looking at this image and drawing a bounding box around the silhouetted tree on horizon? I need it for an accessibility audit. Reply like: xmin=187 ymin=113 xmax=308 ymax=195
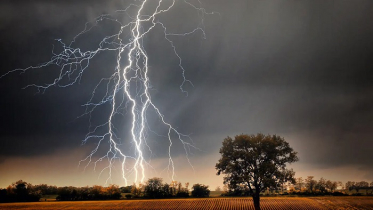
xmin=216 ymin=133 xmax=298 ymax=210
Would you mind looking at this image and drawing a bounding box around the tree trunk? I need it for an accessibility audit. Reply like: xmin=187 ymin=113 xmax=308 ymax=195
xmin=252 ymin=193 xmax=260 ymax=210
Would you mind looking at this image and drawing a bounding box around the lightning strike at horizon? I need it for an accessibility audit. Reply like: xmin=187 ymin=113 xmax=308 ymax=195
xmin=1 ymin=1 xmax=215 ymax=186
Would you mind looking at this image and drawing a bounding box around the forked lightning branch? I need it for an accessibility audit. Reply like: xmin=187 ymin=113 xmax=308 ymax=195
xmin=1 ymin=1 xmax=214 ymax=186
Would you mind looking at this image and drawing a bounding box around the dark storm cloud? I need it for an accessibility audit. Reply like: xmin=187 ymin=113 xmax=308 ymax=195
xmin=0 ymin=0 xmax=124 ymax=157
xmin=171 ymin=0 xmax=373 ymax=171
xmin=1 ymin=0 xmax=373 ymax=178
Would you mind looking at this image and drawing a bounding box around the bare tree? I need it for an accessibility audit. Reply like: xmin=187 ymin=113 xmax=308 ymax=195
xmin=295 ymin=177 xmax=304 ymax=191
xmin=338 ymin=181 xmax=343 ymax=190
xmin=316 ymin=177 xmax=327 ymax=193
xmin=325 ymin=180 xmax=338 ymax=192
xmin=355 ymin=181 xmax=369 ymax=193
xmin=345 ymin=181 xmax=355 ymax=191
xmin=305 ymin=176 xmax=317 ymax=193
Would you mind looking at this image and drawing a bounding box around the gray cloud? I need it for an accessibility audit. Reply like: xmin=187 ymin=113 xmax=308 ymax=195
xmin=1 ymin=0 xmax=373 ymax=185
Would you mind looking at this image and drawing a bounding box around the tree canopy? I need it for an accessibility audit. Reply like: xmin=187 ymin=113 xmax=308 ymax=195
xmin=216 ymin=133 xmax=298 ymax=210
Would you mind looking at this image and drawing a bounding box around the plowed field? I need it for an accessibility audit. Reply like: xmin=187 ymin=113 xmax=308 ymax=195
xmin=0 ymin=197 xmax=372 ymax=210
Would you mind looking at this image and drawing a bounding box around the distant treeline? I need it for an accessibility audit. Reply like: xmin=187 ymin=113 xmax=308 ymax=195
xmin=56 ymin=185 xmax=121 ymax=201
xmin=0 ymin=180 xmax=125 ymax=202
xmin=345 ymin=181 xmax=373 ymax=195
xmin=129 ymin=177 xmax=210 ymax=199
xmin=290 ymin=177 xmax=373 ymax=196
xmin=219 ymin=176 xmax=373 ymax=197
xmin=0 ymin=178 xmax=211 ymax=202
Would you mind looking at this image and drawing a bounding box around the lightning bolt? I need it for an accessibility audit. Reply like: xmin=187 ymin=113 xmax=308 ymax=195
xmin=2 ymin=1 xmax=216 ymax=186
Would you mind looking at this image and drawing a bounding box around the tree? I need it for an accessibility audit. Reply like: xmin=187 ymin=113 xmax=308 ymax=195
xmin=13 ymin=180 xmax=29 ymax=201
xmin=325 ymin=180 xmax=338 ymax=192
xmin=144 ymin=177 xmax=164 ymax=198
xmin=355 ymin=181 xmax=369 ymax=193
xmin=175 ymin=182 xmax=190 ymax=198
xmin=191 ymin=184 xmax=210 ymax=197
xmin=305 ymin=176 xmax=317 ymax=193
xmin=169 ymin=181 xmax=179 ymax=196
xmin=91 ymin=185 xmax=104 ymax=199
xmin=120 ymin=186 xmax=132 ymax=193
xmin=130 ymin=183 xmax=144 ymax=198
xmin=162 ymin=183 xmax=171 ymax=197
xmin=215 ymin=133 xmax=298 ymax=210
xmin=106 ymin=184 xmax=121 ymax=199
xmin=278 ymin=169 xmax=295 ymax=194
xmin=295 ymin=177 xmax=304 ymax=191
xmin=345 ymin=181 xmax=355 ymax=191
xmin=316 ymin=177 xmax=327 ymax=193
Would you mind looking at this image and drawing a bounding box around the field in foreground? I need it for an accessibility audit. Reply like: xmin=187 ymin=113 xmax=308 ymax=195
xmin=0 ymin=197 xmax=373 ymax=210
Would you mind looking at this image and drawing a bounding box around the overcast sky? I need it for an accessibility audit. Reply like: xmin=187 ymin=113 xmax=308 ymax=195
xmin=0 ymin=0 xmax=372 ymax=189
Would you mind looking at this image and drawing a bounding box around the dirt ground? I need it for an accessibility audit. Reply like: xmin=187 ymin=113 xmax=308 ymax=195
xmin=0 ymin=196 xmax=372 ymax=210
